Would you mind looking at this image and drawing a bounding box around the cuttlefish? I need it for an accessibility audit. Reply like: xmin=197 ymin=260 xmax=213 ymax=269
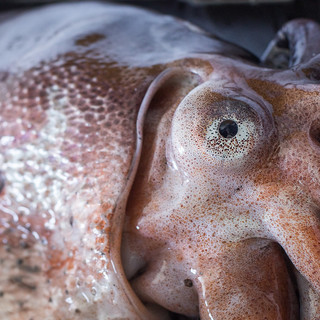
xmin=1 ymin=2 xmax=320 ymax=319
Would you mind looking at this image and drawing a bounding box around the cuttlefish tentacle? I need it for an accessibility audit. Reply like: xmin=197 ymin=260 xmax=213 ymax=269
xmin=264 ymin=193 xmax=320 ymax=294
xmin=262 ymin=19 xmax=320 ymax=68
xmin=256 ymin=183 xmax=320 ymax=318
xmin=195 ymin=240 xmax=298 ymax=320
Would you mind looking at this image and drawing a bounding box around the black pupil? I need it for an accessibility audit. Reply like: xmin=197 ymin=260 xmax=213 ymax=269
xmin=219 ymin=120 xmax=238 ymax=138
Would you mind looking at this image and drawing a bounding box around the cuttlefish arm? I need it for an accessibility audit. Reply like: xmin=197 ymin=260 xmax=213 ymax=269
xmin=262 ymin=19 xmax=320 ymax=68
xmin=257 ymin=21 xmax=320 ymax=317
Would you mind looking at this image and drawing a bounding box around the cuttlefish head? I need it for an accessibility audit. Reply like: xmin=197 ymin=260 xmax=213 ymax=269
xmin=123 ymin=19 xmax=320 ymax=319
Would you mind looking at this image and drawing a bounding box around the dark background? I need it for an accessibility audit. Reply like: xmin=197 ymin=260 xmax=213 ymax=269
xmin=0 ymin=0 xmax=320 ymax=58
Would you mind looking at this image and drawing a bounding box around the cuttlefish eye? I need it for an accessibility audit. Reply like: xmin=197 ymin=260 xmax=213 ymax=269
xmin=202 ymin=102 xmax=261 ymax=161
xmin=170 ymin=86 xmax=274 ymax=173
xmin=218 ymin=119 xmax=238 ymax=138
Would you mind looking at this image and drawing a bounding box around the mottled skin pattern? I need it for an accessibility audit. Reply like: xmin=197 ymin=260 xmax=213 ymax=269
xmin=0 ymin=2 xmax=320 ymax=320
xmin=0 ymin=34 xmax=151 ymax=320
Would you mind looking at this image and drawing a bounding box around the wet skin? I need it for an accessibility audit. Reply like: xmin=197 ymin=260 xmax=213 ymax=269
xmin=1 ymin=2 xmax=320 ymax=319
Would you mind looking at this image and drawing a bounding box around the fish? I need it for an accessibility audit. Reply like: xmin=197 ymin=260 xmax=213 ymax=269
xmin=1 ymin=2 xmax=320 ymax=319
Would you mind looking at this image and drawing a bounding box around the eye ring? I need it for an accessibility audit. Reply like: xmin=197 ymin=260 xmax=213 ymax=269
xmin=218 ymin=119 xmax=238 ymax=139
xmin=170 ymin=86 xmax=274 ymax=174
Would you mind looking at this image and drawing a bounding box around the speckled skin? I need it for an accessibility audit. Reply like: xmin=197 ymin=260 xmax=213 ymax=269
xmin=0 ymin=2 xmax=320 ymax=320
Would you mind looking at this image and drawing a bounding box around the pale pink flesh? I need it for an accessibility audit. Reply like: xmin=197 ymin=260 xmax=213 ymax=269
xmin=2 ymin=3 xmax=320 ymax=320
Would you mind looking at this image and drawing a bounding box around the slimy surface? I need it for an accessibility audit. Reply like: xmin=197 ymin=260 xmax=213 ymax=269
xmin=1 ymin=2 xmax=320 ymax=319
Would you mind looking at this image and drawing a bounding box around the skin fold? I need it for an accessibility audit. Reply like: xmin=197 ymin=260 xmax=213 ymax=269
xmin=0 ymin=2 xmax=320 ymax=319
